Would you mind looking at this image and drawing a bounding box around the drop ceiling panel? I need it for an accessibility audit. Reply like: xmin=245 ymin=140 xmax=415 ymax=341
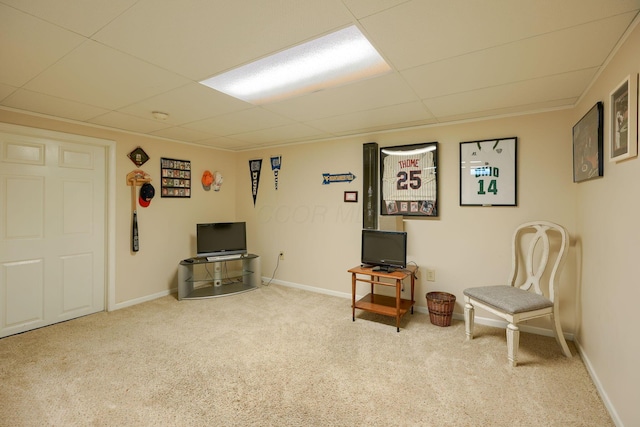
xmin=309 ymin=102 xmax=434 ymax=134
xmin=196 ymin=136 xmax=253 ymax=151
xmin=361 ymin=0 xmax=640 ymax=71
xmin=3 ymin=90 xmax=109 ymax=121
xmin=425 ymin=69 xmax=596 ymax=118
xmin=150 ymin=126 xmax=214 ymax=143
xmin=1 ymin=0 xmax=138 ymax=37
xmin=88 ymin=111 xmax=170 ymax=134
xmin=0 ymin=4 xmax=84 ymax=87
xmin=342 ymin=0 xmax=410 ymax=19
xmin=23 ymin=40 xmax=190 ymax=110
xmin=0 ymin=83 xmax=16 ymax=101
xmin=92 ymin=0 xmax=354 ymax=80
xmin=118 ymin=83 xmax=251 ymax=125
xmin=264 ymin=73 xmax=418 ymax=122
xmin=185 ymin=108 xmax=294 ymax=136
xmin=402 ymin=13 xmax=632 ymax=100
xmin=434 ymin=98 xmax=577 ymax=124
xmin=231 ymin=123 xmax=330 ymax=146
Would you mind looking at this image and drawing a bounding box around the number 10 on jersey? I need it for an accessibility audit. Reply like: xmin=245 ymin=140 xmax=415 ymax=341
xmin=459 ymin=137 xmax=517 ymax=206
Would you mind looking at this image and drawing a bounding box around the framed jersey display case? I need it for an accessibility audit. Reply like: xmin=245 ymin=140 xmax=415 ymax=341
xmin=380 ymin=142 xmax=438 ymax=217
xmin=459 ymin=137 xmax=517 ymax=206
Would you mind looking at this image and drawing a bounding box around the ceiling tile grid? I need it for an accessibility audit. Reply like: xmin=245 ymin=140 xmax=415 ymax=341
xmin=1 ymin=0 xmax=639 ymax=150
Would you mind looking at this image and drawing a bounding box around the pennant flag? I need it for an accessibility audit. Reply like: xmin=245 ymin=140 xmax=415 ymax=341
xmin=249 ymin=159 xmax=262 ymax=206
xmin=322 ymin=172 xmax=356 ymax=185
xmin=271 ymin=156 xmax=282 ymax=190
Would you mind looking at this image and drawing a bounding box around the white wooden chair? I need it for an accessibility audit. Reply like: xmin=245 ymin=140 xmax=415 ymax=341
xmin=463 ymin=221 xmax=572 ymax=366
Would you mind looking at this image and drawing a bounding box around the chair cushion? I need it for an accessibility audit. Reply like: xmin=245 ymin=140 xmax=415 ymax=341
xmin=463 ymin=285 xmax=552 ymax=314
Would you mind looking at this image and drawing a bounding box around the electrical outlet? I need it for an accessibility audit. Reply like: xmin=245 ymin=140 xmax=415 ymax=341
xmin=426 ymin=269 xmax=436 ymax=282
xmin=279 ymin=251 xmax=284 ymax=261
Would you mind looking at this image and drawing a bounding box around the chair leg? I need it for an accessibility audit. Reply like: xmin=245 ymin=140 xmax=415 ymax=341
xmin=551 ymin=313 xmax=572 ymax=358
xmin=507 ymin=323 xmax=519 ymax=367
xmin=464 ymin=303 xmax=474 ymax=340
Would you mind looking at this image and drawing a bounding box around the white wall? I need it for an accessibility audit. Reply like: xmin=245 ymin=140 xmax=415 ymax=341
xmin=570 ymin=21 xmax=640 ymax=427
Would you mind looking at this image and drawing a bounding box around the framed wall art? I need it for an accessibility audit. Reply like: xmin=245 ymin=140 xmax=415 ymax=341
xmin=609 ymin=74 xmax=638 ymax=162
xmin=160 ymin=157 xmax=191 ymax=198
xmin=127 ymin=146 xmax=149 ymax=167
xmin=344 ymin=191 xmax=358 ymax=203
xmin=380 ymin=142 xmax=438 ymax=217
xmin=573 ymin=102 xmax=603 ymax=182
xmin=460 ymin=137 xmax=517 ymax=206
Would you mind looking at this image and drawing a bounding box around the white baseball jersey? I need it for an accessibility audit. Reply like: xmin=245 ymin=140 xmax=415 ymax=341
xmin=382 ymin=150 xmax=436 ymax=201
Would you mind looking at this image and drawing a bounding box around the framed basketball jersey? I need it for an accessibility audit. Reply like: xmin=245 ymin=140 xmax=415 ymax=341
xmin=380 ymin=142 xmax=438 ymax=217
xmin=459 ymin=137 xmax=517 ymax=206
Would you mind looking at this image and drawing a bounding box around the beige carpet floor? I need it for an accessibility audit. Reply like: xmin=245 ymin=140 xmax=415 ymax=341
xmin=0 ymin=284 xmax=612 ymax=426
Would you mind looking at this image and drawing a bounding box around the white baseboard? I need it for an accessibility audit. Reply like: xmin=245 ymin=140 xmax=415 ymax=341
xmin=110 ymin=288 xmax=174 ymax=311
xmin=263 ymin=277 xmax=351 ymax=299
xmin=573 ymin=340 xmax=623 ymax=427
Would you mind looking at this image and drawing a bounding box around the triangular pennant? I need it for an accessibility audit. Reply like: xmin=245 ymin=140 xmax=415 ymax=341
xmin=249 ymin=159 xmax=262 ymax=206
xmin=270 ymin=155 xmax=281 ymax=190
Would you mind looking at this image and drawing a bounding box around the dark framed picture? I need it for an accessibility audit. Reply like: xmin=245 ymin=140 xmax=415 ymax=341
xmin=344 ymin=191 xmax=358 ymax=203
xmin=460 ymin=137 xmax=517 ymax=206
xmin=609 ymin=74 xmax=638 ymax=162
xmin=380 ymin=142 xmax=438 ymax=217
xmin=160 ymin=157 xmax=191 ymax=198
xmin=127 ymin=147 xmax=149 ymax=167
xmin=573 ymin=102 xmax=603 ymax=182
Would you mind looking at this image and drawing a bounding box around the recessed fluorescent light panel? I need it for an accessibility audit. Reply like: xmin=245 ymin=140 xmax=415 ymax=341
xmin=199 ymin=26 xmax=391 ymax=104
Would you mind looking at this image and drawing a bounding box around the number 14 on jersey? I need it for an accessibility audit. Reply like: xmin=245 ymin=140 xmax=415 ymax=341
xmin=475 ymin=166 xmax=499 ymax=195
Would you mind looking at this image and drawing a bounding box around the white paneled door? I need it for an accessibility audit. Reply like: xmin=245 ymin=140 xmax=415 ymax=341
xmin=0 ymin=124 xmax=108 ymax=338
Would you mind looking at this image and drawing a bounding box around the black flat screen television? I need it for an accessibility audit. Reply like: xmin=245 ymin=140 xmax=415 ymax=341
xmin=361 ymin=229 xmax=407 ymax=272
xmin=196 ymin=222 xmax=247 ymax=258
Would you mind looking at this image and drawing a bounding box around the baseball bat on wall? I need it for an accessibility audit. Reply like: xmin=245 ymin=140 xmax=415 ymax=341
xmin=126 ymin=169 xmax=151 ymax=253
xmin=132 ymin=210 xmax=139 ymax=252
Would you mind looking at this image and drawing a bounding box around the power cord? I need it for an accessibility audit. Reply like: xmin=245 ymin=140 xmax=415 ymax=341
xmin=407 ymin=260 xmax=419 ymax=279
xmin=401 ymin=261 xmax=419 ymax=292
xmin=263 ymin=252 xmax=280 ymax=286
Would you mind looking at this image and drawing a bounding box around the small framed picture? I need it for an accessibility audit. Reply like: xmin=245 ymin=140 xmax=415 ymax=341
xmin=344 ymin=191 xmax=358 ymax=203
xmin=460 ymin=137 xmax=517 ymax=206
xmin=609 ymin=74 xmax=638 ymax=162
xmin=573 ymin=102 xmax=603 ymax=182
xmin=127 ymin=147 xmax=149 ymax=167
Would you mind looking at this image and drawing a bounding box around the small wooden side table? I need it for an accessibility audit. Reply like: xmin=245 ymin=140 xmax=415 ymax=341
xmin=348 ymin=264 xmax=417 ymax=332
